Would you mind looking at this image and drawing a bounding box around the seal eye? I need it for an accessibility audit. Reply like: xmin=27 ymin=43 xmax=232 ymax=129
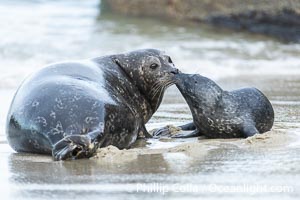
xmin=150 ymin=63 xmax=159 ymax=70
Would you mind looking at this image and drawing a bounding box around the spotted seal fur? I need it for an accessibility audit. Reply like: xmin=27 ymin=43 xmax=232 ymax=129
xmin=6 ymin=49 xmax=179 ymax=160
xmin=154 ymin=73 xmax=274 ymax=138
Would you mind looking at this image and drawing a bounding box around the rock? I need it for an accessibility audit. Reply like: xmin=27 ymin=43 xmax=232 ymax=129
xmin=101 ymin=0 xmax=300 ymax=42
xmin=206 ymin=9 xmax=300 ymax=42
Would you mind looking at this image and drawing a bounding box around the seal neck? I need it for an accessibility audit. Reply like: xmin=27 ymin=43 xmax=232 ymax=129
xmin=111 ymin=55 xmax=157 ymax=122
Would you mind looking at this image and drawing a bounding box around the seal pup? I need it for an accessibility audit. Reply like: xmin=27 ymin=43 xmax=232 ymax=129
xmin=6 ymin=49 xmax=179 ymax=160
xmin=154 ymin=73 xmax=274 ymax=138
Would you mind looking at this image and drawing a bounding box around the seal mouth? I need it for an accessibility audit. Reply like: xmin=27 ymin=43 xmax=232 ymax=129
xmin=172 ymin=73 xmax=185 ymax=84
xmin=172 ymin=73 xmax=194 ymax=93
xmin=170 ymin=68 xmax=179 ymax=75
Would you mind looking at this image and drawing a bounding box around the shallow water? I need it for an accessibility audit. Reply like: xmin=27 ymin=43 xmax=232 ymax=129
xmin=0 ymin=0 xmax=300 ymax=199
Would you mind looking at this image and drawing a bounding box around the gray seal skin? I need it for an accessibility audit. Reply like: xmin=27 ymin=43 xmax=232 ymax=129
xmin=154 ymin=73 xmax=274 ymax=138
xmin=6 ymin=49 xmax=178 ymax=161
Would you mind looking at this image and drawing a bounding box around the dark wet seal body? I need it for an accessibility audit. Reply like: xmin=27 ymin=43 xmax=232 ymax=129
xmin=154 ymin=73 xmax=274 ymax=138
xmin=6 ymin=49 xmax=178 ymax=160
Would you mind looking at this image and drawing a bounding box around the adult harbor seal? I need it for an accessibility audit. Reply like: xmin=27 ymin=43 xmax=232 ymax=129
xmin=154 ymin=73 xmax=274 ymax=138
xmin=6 ymin=49 xmax=179 ymax=160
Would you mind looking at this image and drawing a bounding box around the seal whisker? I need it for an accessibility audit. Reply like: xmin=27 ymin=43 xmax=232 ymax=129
xmin=149 ymin=79 xmax=166 ymax=95
xmin=153 ymin=81 xmax=173 ymax=110
xmin=154 ymin=86 xmax=165 ymax=110
xmin=151 ymin=85 xmax=164 ymax=100
xmin=151 ymin=79 xmax=175 ymax=100
xmin=149 ymin=82 xmax=162 ymax=96
xmin=163 ymin=80 xmax=175 ymax=89
xmin=149 ymin=82 xmax=161 ymax=95
xmin=150 ymin=79 xmax=168 ymax=98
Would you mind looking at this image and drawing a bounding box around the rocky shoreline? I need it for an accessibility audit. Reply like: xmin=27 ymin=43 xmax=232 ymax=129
xmin=101 ymin=0 xmax=300 ymax=42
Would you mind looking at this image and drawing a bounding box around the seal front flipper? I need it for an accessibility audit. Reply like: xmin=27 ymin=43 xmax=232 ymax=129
xmin=152 ymin=122 xmax=196 ymax=138
xmin=152 ymin=126 xmax=173 ymax=138
xmin=242 ymin=123 xmax=259 ymax=138
xmin=52 ymin=129 xmax=104 ymax=161
xmin=138 ymin=124 xmax=153 ymax=138
xmin=171 ymin=129 xmax=200 ymax=138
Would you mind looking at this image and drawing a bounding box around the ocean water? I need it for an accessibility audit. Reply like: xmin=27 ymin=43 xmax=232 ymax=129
xmin=1 ymin=0 xmax=300 ymax=90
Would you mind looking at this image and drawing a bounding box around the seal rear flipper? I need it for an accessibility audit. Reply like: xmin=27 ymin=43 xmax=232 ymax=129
xmin=242 ymin=124 xmax=259 ymax=138
xmin=152 ymin=126 xmax=174 ymax=138
xmin=52 ymin=129 xmax=104 ymax=161
xmin=171 ymin=129 xmax=200 ymax=138
xmin=152 ymin=122 xmax=196 ymax=138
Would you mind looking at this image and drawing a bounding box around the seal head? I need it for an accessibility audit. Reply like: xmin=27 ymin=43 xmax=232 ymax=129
xmin=112 ymin=49 xmax=178 ymax=115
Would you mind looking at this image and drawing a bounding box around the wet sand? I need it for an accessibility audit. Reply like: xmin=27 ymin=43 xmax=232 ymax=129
xmin=1 ymin=75 xmax=300 ymax=200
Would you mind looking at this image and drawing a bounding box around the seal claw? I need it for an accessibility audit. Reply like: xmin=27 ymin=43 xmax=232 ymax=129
xmin=152 ymin=126 xmax=173 ymax=138
xmin=52 ymin=135 xmax=96 ymax=161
